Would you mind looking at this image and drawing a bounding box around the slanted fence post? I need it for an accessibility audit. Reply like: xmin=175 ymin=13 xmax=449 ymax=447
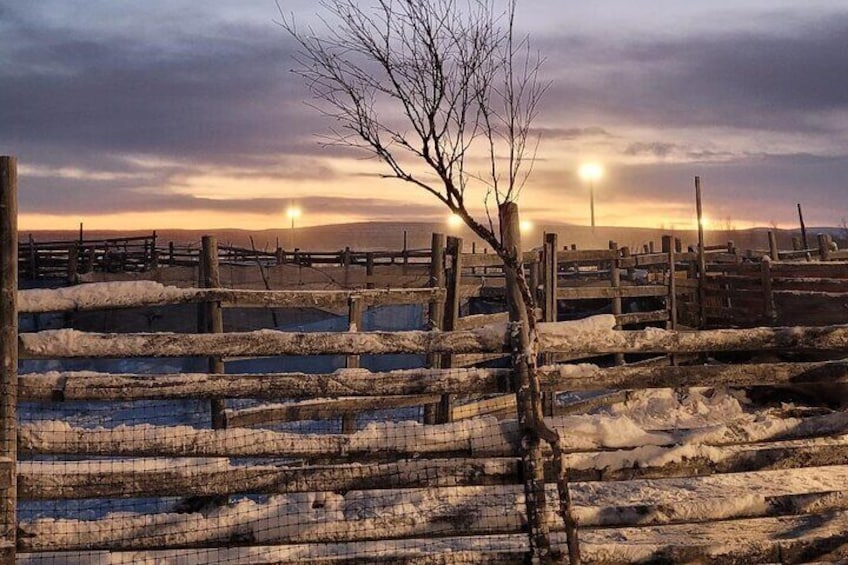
xmin=0 ymin=156 xmax=18 ymax=564
xmin=695 ymin=176 xmax=707 ymax=329
xmin=768 ymin=231 xmax=779 ymax=261
xmin=500 ymin=202 xmax=554 ymax=561
xmin=542 ymin=232 xmax=558 ymax=415
xmin=424 ymin=233 xmax=446 ymax=425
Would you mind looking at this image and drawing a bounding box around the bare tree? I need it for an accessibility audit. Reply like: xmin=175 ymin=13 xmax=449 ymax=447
xmin=280 ymin=1 xmax=578 ymax=562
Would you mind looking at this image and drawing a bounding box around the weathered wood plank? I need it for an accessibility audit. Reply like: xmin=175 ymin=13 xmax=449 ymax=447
xmin=556 ymin=285 xmax=668 ymax=300
xmin=20 ymin=409 xmax=848 ymax=459
xmin=451 ymin=395 xmax=516 ymax=421
xmin=224 ymin=395 xmax=441 ymax=427
xmin=18 ymin=286 xmax=445 ymax=314
xmin=19 ymin=458 xmax=519 ymax=500
xmin=17 ymin=479 xmax=848 ymax=556
xmin=555 ymin=249 xmax=616 ymax=263
xmin=19 ymin=359 xmax=848 ymax=402
xmin=615 ymin=310 xmax=669 ymax=326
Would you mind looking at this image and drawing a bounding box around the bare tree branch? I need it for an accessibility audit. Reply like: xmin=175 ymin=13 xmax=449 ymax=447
xmin=278 ymin=0 xmax=547 ymax=259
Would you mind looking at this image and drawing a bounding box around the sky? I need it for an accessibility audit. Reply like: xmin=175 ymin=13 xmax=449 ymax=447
xmin=2 ymin=1 xmax=847 ymax=231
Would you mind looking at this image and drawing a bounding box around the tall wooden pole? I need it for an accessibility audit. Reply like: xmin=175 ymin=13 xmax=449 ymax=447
xmin=797 ymin=203 xmax=808 ymax=250
xmin=436 ymin=236 xmax=462 ymax=423
xmin=500 ymin=202 xmax=554 ymax=561
xmin=200 ymin=236 xmax=226 ymax=429
xmin=343 ymin=296 xmax=364 ymax=433
xmin=609 ymin=241 xmax=624 ymax=365
xmin=542 ymin=232 xmax=558 ymax=415
xmin=0 ymin=156 xmax=18 ymax=564
xmin=424 ymin=233 xmax=446 ymax=425
xmin=695 ymin=176 xmax=707 ymax=329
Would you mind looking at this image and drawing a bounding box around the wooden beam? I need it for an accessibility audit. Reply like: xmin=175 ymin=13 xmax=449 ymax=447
xmin=18 ymin=286 xmax=446 ymax=314
xmin=19 ymin=458 xmax=519 ymax=500
xmin=556 ymin=285 xmax=678 ymax=300
xmin=0 ymin=156 xmax=16 ymax=564
xmin=19 ymin=321 xmax=848 ymax=359
xmin=225 ymin=395 xmax=442 ymax=427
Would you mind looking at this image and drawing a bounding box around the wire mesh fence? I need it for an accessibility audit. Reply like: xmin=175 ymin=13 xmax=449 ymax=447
xmin=16 ymin=285 xmax=545 ymax=564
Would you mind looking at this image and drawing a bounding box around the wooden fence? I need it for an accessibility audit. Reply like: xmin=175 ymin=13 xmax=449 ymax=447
xmin=5 ymin=156 xmax=848 ymax=562
xmin=11 ymin=282 xmax=848 ymax=562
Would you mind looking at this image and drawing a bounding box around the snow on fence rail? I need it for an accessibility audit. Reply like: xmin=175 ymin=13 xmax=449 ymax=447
xmin=18 ymin=316 xmax=848 ymax=359
xmin=18 ymin=281 xmax=445 ymax=313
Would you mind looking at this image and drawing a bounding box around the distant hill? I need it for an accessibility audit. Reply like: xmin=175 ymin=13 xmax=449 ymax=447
xmin=21 ymin=222 xmax=847 ymax=253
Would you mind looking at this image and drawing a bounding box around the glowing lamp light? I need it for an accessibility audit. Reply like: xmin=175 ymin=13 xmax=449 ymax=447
xmin=578 ymin=163 xmax=604 ymax=182
xmin=447 ymin=214 xmax=463 ymax=227
xmin=519 ymin=220 xmax=533 ymax=233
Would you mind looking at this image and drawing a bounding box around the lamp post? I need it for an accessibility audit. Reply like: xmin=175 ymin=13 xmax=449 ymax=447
xmin=287 ymin=205 xmax=302 ymax=249
xmin=578 ymin=163 xmax=604 ymax=232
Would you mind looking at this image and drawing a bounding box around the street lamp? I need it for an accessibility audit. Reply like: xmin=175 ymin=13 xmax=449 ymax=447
xmin=578 ymin=163 xmax=604 ymax=231
xmin=287 ymin=205 xmax=302 ymax=249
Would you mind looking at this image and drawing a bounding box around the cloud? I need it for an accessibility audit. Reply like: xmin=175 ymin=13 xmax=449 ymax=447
xmin=3 ymin=2 xmax=847 ymax=228
xmin=539 ymin=12 xmax=848 ymax=133
xmin=531 ymin=126 xmax=612 ymax=141
xmin=624 ymin=142 xmax=677 ymax=158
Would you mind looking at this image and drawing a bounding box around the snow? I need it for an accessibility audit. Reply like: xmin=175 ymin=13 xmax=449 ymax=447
xmin=19 ymin=282 xmax=195 ymax=313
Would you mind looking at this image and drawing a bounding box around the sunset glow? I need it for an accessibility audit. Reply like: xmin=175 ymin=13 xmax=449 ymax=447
xmin=4 ymin=2 xmax=845 ymax=232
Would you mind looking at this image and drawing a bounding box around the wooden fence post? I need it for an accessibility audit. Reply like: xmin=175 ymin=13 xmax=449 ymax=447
xmin=27 ymin=234 xmax=37 ymax=280
xmin=402 ymin=230 xmax=409 ymax=272
xmin=424 ymin=233 xmax=446 ymax=425
xmin=342 ymin=246 xmax=351 ymax=287
xmin=436 ymin=236 xmax=462 ymax=423
xmin=200 ymin=236 xmax=226 ymax=430
xmin=663 ymin=235 xmax=678 ymax=366
xmin=818 ymin=233 xmax=832 ymax=261
xmin=621 ymin=246 xmax=633 ymax=281
xmin=609 ymin=241 xmax=624 ymax=365
xmin=543 ymin=233 xmax=558 ymax=324
xmin=67 ymin=243 xmax=79 ymax=284
xmin=149 ymin=230 xmax=158 ymax=270
xmin=695 ymin=176 xmax=707 ymax=329
xmin=542 ymin=233 xmax=558 ymax=415
xmin=798 ymin=202 xmax=809 ymax=250
xmin=768 ymin=231 xmax=779 ymax=261
xmin=0 ymin=156 xmax=18 ymax=564
xmin=500 ymin=202 xmax=553 ymax=561
xmin=365 ymin=252 xmax=375 ymax=289
xmin=343 ymin=296 xmax=364 ymax=433
xmin=761 ymin=257 xmax=775 ymax=323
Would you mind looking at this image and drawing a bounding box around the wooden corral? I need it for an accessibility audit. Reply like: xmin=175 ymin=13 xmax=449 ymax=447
xmin=6 ymin=155 xmax=848 ymax=563
xmin=11 ymin=281 xmax=848 ymax=563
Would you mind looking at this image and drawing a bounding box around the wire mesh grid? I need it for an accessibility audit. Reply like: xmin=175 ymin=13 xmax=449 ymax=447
xmin=16 ymin=301 xmax=536 ymax=564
